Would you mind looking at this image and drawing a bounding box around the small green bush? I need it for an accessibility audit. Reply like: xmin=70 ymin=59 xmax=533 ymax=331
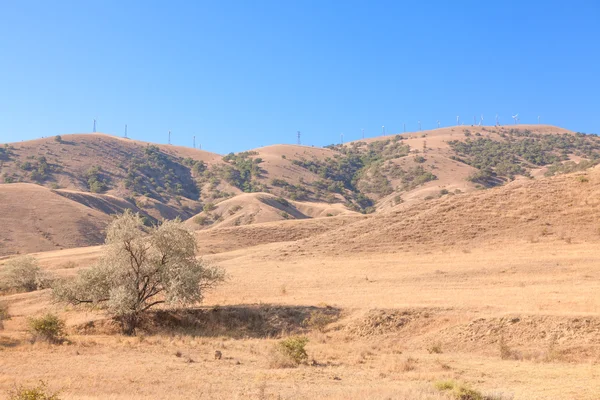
xmin=8 ymin=381 xmax=61 ymax=400
xmin=577 ymin=175 xmax=589 ymax=183
xmin=203 ymin=203 xmax=216 ymax=212
xmin=193 ymin=215 xmax=210 ymax=226
xmin=435 ymin=380 xmax=485 ymax=400
xmin=276 ymin=336 xmax=309 ymax=366
xmin=28 ymin=314 xmax=67 ymax=344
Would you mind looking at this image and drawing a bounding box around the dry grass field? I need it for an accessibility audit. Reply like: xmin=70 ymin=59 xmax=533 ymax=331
xmin=2 ymin=128 xmax=600 ymax=399
xmin=2 ymin=240 xmax=600 ymax=399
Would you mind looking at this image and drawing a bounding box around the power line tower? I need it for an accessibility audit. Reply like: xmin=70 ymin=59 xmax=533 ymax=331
xmin=124 ymin=124 xmax=128 ymax=138
xmin=297 ymin=131 xmax=301 ymax=145
xmin=93 ymin=119 xmax=97 ymax=133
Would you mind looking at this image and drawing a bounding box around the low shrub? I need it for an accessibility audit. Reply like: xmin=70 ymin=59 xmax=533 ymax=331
xmin=271 ymin=336 xmax=309 ymax=367
xmin=427 ymin=341 xmax=443 ymax=354
xmin=8 ymin=381 xmax=61 ymax=400
xmin=0 ymin=256 xmax=50 ymax=292
xmin=28 ymin=314 xmax=67 ymax=344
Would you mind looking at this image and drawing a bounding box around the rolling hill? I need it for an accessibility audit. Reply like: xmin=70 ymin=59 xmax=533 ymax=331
xmin=1 ymin=125 xmax=598 ymax=254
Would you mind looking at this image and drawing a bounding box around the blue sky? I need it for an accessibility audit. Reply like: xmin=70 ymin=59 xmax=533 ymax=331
xmin=1 ymin=0 xmax=598 ymax=153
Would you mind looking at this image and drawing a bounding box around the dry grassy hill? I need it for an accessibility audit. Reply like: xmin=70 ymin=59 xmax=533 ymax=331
xmin=0 ymin=183 xmax=110 ymax=256
xmin=3 ymin=163 xmax=600 ymax=398
xmin=1 ymin=126 xmax=598 ymax=255
xmin=290 ymin=164 xmax=600 ymax=256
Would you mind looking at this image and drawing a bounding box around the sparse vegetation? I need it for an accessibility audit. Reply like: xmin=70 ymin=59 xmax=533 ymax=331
xmin=450 ymin=130 xmax=600 ymax=186
xmin=8 ymin=381 xmax=61 ymax=400
xmin=28 ymin=314 xmax=67 ymax=344
xmin=53 ymin=211 xmax=225 ymax=335
xmin=304 ymin=310 xmax=335 ymax=332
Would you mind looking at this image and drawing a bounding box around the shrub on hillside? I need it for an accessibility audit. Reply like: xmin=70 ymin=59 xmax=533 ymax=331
xmin=28 ymin=314 xmax=67 ymax=344
xmin=0 ymin=256 xmax=50 ymax=293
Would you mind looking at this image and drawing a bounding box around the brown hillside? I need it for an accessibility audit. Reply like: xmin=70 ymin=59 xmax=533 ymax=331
xmin=0 ymin=183 xmax=110 ymax=256
xmin=185 ymin=192 xmax=357 ymax=229
xmin=291 ymin=166 xmax=600 ymax=255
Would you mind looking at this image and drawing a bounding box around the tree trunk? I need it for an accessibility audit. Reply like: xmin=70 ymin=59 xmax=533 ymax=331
xmin=120 ymin=313 xmax=139 ymax=336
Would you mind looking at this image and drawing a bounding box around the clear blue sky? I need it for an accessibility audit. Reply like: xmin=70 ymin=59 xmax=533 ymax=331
xmin=1 ymin=0 xmax=598 ymax=153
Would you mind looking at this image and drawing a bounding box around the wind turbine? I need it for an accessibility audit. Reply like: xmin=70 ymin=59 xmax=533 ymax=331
xmin=473 ymin=116 xmax=477 ymax=126
xmin=479 ymin=115 xmax=484 ymax=126
xmin=382 ymin=126 xmax=385 ymax=135
xmin=456 ymin=116 xmax=460 ymax=126
xmin=512 ymin=114 xmax=519 ymax=125
xmin=403 ymin=123 xmax=406 ymax=132
xmin=362 ymin=128 xmax=365 ymax=139
xmin=340 ymin=133 xmax=344 ymax=144
xmin=538 ymin=116 xmax=541 ymax=124
xmin=418 ymin=121 xmax=421 ymax=131
xmin=93 ymin=118 xmax=97 ymax=133
xmin=495 ymin=114 xmax=499 ymax=126
xmin=437 ymin=121 xmax=440 ymax=128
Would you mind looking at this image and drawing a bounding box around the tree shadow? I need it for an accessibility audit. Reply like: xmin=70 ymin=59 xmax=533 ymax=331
xmin=145 ymin=304 xmax=342 ymax=338
xmin=75 ymin=304 xmax=342 ymax=338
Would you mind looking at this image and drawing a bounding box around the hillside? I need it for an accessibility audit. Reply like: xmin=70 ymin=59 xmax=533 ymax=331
xmin=1 ymin=126 xmax=599 ymax=255
xmin=0 ymin=183 xmax=111 ymax=256
xmin=289 ymin=164 xmax=600 ymax=255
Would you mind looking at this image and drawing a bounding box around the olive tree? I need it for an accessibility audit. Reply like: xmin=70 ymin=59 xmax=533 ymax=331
xmin=54 ymin=210 xmax=225 ymax=335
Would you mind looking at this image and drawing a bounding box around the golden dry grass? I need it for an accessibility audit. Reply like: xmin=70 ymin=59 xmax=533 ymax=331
xmin=2 ymin=131 xmax=600 ymax=399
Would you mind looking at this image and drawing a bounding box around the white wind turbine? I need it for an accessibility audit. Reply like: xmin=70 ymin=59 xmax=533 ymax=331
xmin=456 ymin=116 xmax=460 ymax=126
xmin=479 ymin=115 xmax=484 ymax=126
xmin=495 ymin=114 xmax=499 ymax=126
xmin=512 ymin=113 xmax=519 ymax=125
